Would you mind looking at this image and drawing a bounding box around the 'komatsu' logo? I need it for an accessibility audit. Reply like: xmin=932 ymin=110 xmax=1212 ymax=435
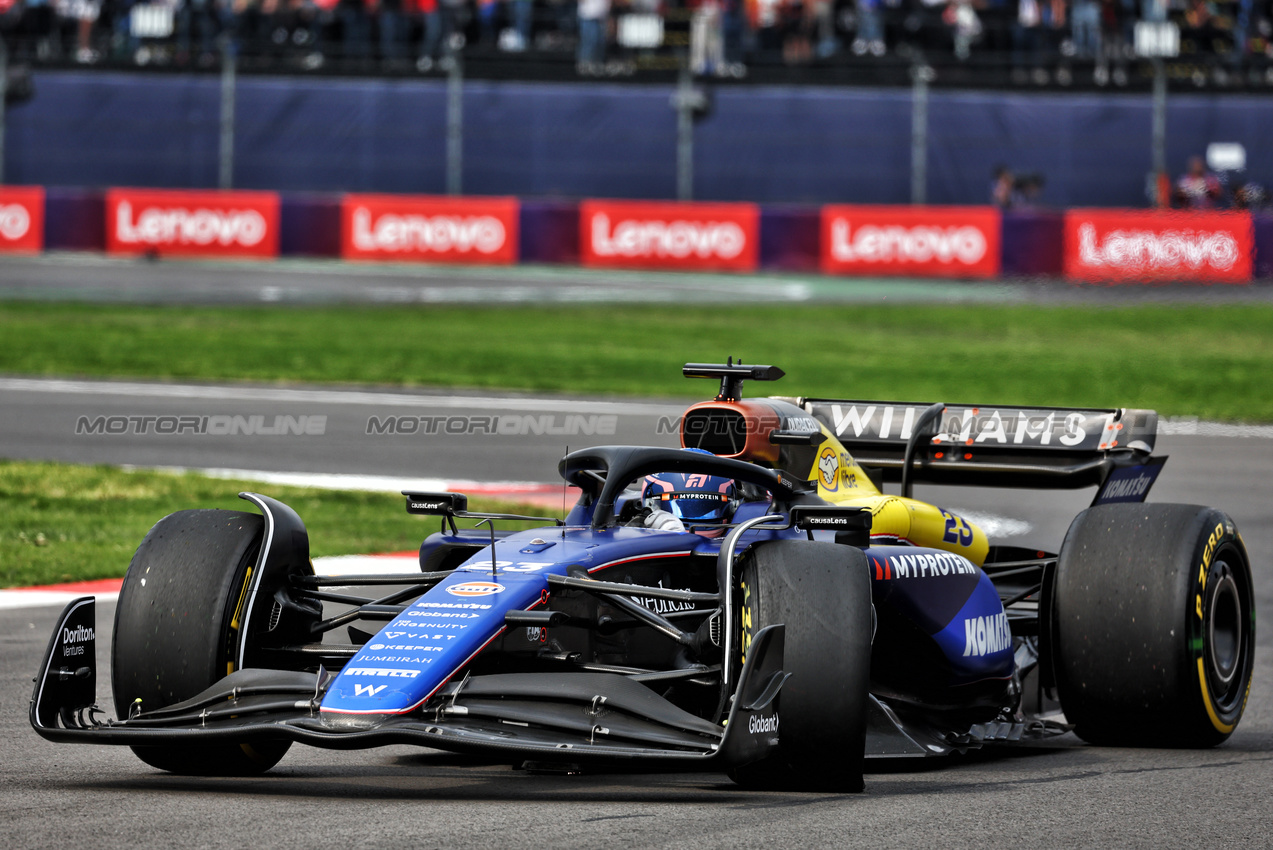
xmin=963 ymin=613 xmax=1011 ymax=657
xmin=1103 ymin=474 xmax=1153 ymax=500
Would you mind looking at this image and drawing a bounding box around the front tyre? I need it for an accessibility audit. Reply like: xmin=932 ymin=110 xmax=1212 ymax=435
xmin=112 ymin=509 xmax=291 ymax=775
xmin=729 ymin=540 xmax=873 ymax=792
xmin=1053 ymin=503 xmax=1255 ymax=747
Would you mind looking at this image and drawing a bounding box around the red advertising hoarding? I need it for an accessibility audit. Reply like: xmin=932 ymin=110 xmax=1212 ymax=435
xmin=341 ymin=195 xmax=520 ymax=264
xmin=106 ymin=188 xmax=280 ymax=258
xmin=821 ymin=205 xmax=1001 ymax=278
xmin=580 ymin=200 xmax=759 ymax=272
xmin=1063 ymin=209 xmax=1253 ymax=282
xmin=0 ymin=186 xmax=44 ymax=254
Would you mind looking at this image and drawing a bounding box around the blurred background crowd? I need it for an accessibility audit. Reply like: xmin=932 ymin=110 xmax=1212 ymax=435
xmin=0 ymin=0 xmax=1268 ymax=84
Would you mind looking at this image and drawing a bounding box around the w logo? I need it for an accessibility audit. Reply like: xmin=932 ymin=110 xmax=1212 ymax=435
xmin=354 ymin=684 xmax=387 ymax=697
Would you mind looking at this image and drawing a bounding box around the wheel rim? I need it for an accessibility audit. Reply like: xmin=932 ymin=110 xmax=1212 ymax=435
xmin=1204 ymin=555 xmax=1251 ymax=711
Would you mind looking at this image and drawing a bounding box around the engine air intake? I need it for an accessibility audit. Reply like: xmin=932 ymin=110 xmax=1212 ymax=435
xmin=683 ymin=408 xmax=748 ymax=456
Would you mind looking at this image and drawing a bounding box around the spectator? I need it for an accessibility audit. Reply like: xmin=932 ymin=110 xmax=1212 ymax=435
xmin=944 ymin=0 xmax=981 ymax=60
xmin=507 ymin=0 xmax=533 ymax=51
xmin=811 ymin=0 xmax=835 ymax=56
xmin=542 ymin=0 xmax=573 ymax=49
xmin=417 ymin=0 xmax=441 ymax=68
xmin=13 ymin=0 xmax=56 ymax=61
xmin=1233 ymin=181 xmax=1266 ymax=210
xmin=476 ymin=0 xmax=497 ymax=45
xmin=59 ymin=0 xmax=103 ymax=62
xmin=690 ymin=0 xmax=724 ymax=74
xmin=1230 ymin=0 xmax=1252 ymax=68
xmin=1012 ymin=0 xmax=1062 ymax=70
xmin=721 ymin=0 xmax=746 ymax=69
xmin=748 ymin=0 xmax=783 ymax=58
xmin=1014 ymin=171 xmax=1044 ymax=206
xmin=782 ymin=0 xmax=814 ymax=63
xmin=176 ymin=0 xmax=221 ymax=64
xmin=1174 ymin=155 xmax=1224 ymax=208
xmin=438 ymin=0 xmax=469 ymax=59
xmin=1070 ymin=0 xmax=1100 ymax=57
xmin=296 ymin=0 xmax=329 ymax=67
xmin=577 ymin=0 xmax=607 ymax=70
xmin=338 ymin=0 xmax=371 ymax=61
xmin=379 ymin=0 xmax=407 ymax=63
xmin=991 ymin=164 xmax=1015 ymax=207
xmin=106 ymin=0 xmax=136 ymax=62
xmin=1012 ymin=0 xmax=1043 ymax=66
xmin=852 ymin=0 xmax=884 ymax=55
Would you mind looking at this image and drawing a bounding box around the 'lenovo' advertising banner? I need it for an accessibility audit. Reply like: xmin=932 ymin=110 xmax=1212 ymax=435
xmin=1063 ymin=209 xmax=1253 ymax=282
xmin=821 ymin=205 xmax=1001 ymax=278
xmin=341 ymin=195 xmax=520 ymax=264
xmin=0 ymin=186 xmax=44 ymax=253
xmin=106 ymin=189 xmax=280 ymax=258
xmin=580 ymin=200 xmax=759 ymax=272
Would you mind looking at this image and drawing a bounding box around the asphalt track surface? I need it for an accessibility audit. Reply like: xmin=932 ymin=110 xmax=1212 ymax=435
xmin=3 ymin=259 xmax=1273 ymax=847
xmin=5 ymin=252 xmax=1273 ymax=305
xmin=4 ymin=379 xmax=1273 ymax=847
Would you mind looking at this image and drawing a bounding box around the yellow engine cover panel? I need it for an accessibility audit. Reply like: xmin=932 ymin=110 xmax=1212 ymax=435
xmin=833 ymin=494 xmax=990 ymax=566
xmin=803 ymin=429 xmax=989 ymax=565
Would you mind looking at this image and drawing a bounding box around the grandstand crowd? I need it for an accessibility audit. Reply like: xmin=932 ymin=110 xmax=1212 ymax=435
xmin=0 ymin=0 xmax=1266 ymax=78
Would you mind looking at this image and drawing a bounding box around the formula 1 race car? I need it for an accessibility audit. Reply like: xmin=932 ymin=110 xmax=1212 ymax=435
xmin=31 ymin=362 xmax=1255 ymax=792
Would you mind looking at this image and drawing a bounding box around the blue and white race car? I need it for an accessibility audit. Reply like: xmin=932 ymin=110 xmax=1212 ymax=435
xmin=31 ymin=362 xmax=1255 ymax=791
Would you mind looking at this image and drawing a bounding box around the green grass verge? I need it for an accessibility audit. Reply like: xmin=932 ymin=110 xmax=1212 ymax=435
xmin=0 ymin=460 xmax=559 ymax=588
xmin=1 ymin=301 xmax=1270 ymax=421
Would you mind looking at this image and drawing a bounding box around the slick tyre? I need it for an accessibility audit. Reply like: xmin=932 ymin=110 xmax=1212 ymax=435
xmin=1053 ymin=503 xmax=1254 ymax=747
xmin=729 ymin=540 xmax=872 ymax=792
xmin=112 ymin=509 xmax=290 ymax=775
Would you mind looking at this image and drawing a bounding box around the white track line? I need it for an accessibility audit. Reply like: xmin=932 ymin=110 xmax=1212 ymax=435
xmin=0 ymin=377 xmax=682 ymax=416
xmin=0 ymin=589 xmax=121 ymax=610
xmin=131 ymin=466 xmax=565 ymax=496
xmin=0 ymin=554 xmax=423 ymax=610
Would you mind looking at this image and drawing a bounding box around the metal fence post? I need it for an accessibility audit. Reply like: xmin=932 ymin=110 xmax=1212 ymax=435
xmin=446 ymin=52 xmax=463 ymax=196
xmin=676 ymin=69 xmax=693 ymax=201
xmin=1134 ymin=21 xmax=1178 ymax=203
xmin=0 ymin=38 xmax=8 ymax=185
xmin=219 ymin=36 xmax=235 ymax=189
xmin=1151 ymin=58 xmax=1167 ymax=178
xmin=910 ymin=62 xmax=931 ymax=206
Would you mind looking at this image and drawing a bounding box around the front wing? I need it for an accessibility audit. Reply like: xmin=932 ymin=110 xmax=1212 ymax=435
xmin=31 ymin=598 xmax=787 ymax=771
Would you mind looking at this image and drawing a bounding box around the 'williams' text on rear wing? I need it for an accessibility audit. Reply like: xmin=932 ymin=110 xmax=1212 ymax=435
xmin=794 ymin=398 xmax=1160 ymax=493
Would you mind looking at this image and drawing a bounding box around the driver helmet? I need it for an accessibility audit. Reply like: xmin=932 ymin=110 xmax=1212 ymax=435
xmin=641 ymin=462 xmax=738 ymax=529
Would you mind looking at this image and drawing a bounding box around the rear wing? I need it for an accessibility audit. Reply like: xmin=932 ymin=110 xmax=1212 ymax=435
xmin=791 ymin=398 xmax=1160 ymax=492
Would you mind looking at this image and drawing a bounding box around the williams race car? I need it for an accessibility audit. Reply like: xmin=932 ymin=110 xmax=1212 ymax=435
xmin=31 ymin=362 xmax=1255 ymax=791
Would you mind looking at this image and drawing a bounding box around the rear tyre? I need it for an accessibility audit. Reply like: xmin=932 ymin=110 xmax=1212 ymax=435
xmin=112 ymin=509 xmax=291 ymax=775
xmin=1053 ymin=503 xmax=1254 ymax=747
xmin=728 ymin=540 xmax=872 ymax=792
